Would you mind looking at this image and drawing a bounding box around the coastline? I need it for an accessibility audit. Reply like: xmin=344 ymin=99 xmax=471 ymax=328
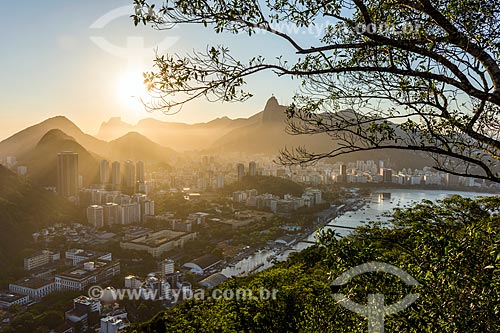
xmin=338 ymin=183 xmax=500 ymax=194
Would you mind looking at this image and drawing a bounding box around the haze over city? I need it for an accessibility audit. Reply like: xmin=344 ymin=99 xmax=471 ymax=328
xmin=1 ymin=1 xmax=500 ymax=333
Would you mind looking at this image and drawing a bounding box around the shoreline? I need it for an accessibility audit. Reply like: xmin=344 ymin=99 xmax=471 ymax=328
xmin=220 ymin=187 xmax=495 ymax=278
xmin=339 ymin=183 xmax=500 ymax=194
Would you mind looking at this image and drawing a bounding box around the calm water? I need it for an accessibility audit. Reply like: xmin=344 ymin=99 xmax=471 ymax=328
xmin=222 ymin=189 xmax=497 ymax=278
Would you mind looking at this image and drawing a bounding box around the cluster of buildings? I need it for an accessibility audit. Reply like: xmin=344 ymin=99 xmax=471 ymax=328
xmin=65 ymin=296 xmax=130 ymax=333
xmin=55 ymin=151 xmax=152 ymax=200
xmin=0 ymin=155 xmax=28 ymax=175
xmin=82 ymin=191 xmax=155 ymax=228
xmin=149 ymin=158 xmax=268 ymax=192
xmin=0 ymin=243 xmax=231 ymax=331
xmin=2 ymin=249 xmax=120 ymax=310
xmin=61 ymin=156 xmax=158 ymax=228
xmin=32 ymin=223 xmax=116 ymax=246
xmin=332 ymin=161 xmax=490 ymax=187
xmin=146 ymin=212 xmax=210 ymax=233
xmin=232 ymin=188 xmax=323 ymax=214
xmin=98 ymin=159 xmax=149 ymax=193
xmin=124 ymin=258 xmax=193 ymax=304
xmin=122 ymin=256 xmax=225 ymax=304
xmin=3 ymin=151 xmax=498 ymax=202
xmin=148 ymin=155 xmax=487 ymax=192
xmin=3 ymin=281 xmax=130 ymax=332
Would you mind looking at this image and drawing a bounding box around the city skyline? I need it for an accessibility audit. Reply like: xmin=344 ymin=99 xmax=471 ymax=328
xmin=1 ymin=1 xmax=499 ymax=332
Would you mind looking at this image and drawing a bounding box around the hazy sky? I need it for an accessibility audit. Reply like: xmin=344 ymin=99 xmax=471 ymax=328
xmin=0 ymin=0 xmax=306 ymax=140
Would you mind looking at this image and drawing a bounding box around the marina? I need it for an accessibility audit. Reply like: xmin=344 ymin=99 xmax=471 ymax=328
xmin=221 ymin=189 xmax=496 ymax=278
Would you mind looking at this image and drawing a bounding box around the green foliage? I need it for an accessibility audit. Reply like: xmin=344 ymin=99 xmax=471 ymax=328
xmin=131 ymin=195 xmax=500 ymax=332
xmin=0 ymin=167 xmax=84 ymax=284
xmin=37 ymin=311 xmax=64 ymax=329
xmin=132 ymin=0 xmax=500 ymax=183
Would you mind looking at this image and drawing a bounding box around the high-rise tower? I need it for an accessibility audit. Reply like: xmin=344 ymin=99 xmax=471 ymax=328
xmin=111 ymin=161 xmax=121 ymax=190
xmin=57 ymin=152 xmax=78 ymax=197
xmin=100 ymin=160 xmax=110 ymax=184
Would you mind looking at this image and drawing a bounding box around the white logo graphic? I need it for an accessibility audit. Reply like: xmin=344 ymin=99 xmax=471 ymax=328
xmin=331 ymin=262 xmax=420 ymax=333
xmin=89 ymin=5 xmax=179 ymax=68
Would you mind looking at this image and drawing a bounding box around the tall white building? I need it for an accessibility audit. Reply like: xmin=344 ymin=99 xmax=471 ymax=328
xmin=124 ymin=275 xmax=143 ymax=289
xmin=133 ymin=194 xmax=155 ymax=222
xmin=120 ymin=202 xmax=140 ymax=224
xmin=305 ymin=189 xmax=322 ymax=205
xmin=249 ymin=161 xmax=257 ymax=176
xmin=136 ymin=161 xmax=145 ymax=183
xmin=123 ymin=160 xmax=136 ymax=191
xmin=103 ymin=203 xmax=121 ymax=226
xmin=87 ymin=205 xmax=104 ymax=228
xmin=100 ymin=160 xmax=110 ymax=184
xmin=57 ymin=152 xmax=79 ymax=198
xmin=111 ymin=161 xmax=121 ymax=189
xmin=143 ymin=200 xmax=155 ymax=218
xmin=216 ymin=174 xmax=225 ymax=189
xmin=237 ymin=163 xmax=245 ymax=181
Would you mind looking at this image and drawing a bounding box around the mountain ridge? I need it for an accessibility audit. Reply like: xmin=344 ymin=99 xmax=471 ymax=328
xmin=1 ymin=97 xmax=433 ymax=170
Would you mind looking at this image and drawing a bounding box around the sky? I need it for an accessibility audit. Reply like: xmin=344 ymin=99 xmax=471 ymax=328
xmin=0 ymin=0 xmax=308 ymax=140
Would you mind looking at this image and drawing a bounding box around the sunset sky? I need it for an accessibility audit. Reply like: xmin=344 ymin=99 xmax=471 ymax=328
xmin=0 ymin=0 xmax=302 ymax=140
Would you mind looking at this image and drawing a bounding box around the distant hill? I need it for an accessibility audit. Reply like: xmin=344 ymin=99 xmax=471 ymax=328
xmin=108 ymin=132 xmax=177 ymax=163
xmin=97 ymin=115 xmax=261 ymax=151
xmin=96 ymin=117 xmax=135 ymax=141
xmin=19 ymin=129 xmax=100 ymax=187
xmin=210 ymin=97 xmax=434 ymax=169
xmin=0 ymin=116 xmax=109 ymax=157
xmin=1 ymin=97 xmax=434 ymax=170
xmin=0 ymin=165 xmax=83 ymax=285
xmin=0 ymin=117 xmax=178 ymax=188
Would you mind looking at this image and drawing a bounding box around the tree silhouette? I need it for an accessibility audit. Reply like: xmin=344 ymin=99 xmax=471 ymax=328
xmin=133 ymin=0 xmax=500 ymax=182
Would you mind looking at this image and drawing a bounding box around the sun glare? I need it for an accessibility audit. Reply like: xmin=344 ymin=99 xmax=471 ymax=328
xmin=116 ymin=70 xmax=149 ymax=110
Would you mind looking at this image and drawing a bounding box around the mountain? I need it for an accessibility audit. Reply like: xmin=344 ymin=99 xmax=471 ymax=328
xmin=0 ymin=165 xmax=83 ymax=284
xmin=1 ymin=114 xmax=177 ymax=161
xmin=0 ymin=116 xmax=109 ymax=157
xmin=96 ymin=117 xmax=135 ymax=141
xmin=18 ymin=129 xmax=100 ymax=187
xmin=210 ymin=96 xmax=333 ymax=153
xmin=97 ymin=115 xmax=261 ymax=151
xmin=261 ymin=96 xmax=287 ymax=123
xmin=2 ymin=97 xmax=432 ymax=170
xmin=210 ymin=97 xmax=433 ymax=169
xmin=108 ymin=132 xmax=177 ymax=163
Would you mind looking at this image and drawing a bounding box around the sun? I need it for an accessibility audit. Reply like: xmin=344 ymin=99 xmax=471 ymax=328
xmin=116 ymin=69 xmax=149 ymax=110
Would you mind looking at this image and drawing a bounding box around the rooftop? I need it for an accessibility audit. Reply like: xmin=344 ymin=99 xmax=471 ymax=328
xmin=11 ymin=277 xmax=54 ymax=289
xmin=0 ymin=292 xmax=29 ymax=302
xmin=199 ymin=273 xmax=228 ymax=289
xmin=57 ymin=260 xmax=119 ymax=280
xmin=74 ymin=295 xmax=100 ymax=305
xmin=191 ymin=254 xmax=222 ymax=270
xmin=126 ymin=229 xmax=192 ymax=247
xmin=65 ymin=308 xmax=88 ymax=320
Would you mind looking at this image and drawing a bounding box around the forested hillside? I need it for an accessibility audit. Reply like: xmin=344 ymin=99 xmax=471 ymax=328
xmin=0 ymin=166 xmax=83 ymax=285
